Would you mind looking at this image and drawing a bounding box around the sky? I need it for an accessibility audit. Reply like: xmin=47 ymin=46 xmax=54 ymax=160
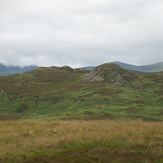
xmin=0 ymin=0 xmax=163 ymax=67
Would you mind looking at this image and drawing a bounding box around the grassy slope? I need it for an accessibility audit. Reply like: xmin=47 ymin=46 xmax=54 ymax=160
xmin=0 ymin=64 xmax=163 ymax=121
xmin=0 ymin=120 xmax=162 ymax=163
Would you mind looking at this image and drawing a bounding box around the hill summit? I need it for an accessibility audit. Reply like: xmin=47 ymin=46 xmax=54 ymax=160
xmin=83 ymin=63 xmax=138 ymax=85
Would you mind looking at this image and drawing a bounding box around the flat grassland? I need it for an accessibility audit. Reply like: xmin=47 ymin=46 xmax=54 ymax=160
xmin=0 ymin=120 xmax=162 ymax=163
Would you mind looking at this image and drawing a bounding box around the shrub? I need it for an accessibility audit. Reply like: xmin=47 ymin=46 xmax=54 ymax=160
xmin=17 ymin=103 xmax=29 ymax=112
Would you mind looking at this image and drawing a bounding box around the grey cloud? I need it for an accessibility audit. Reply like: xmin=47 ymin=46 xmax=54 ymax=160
xmin=0 ymin=0 xmax=163 ymax=67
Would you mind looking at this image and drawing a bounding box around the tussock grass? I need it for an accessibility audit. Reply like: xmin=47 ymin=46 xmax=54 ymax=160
xmin=0 ymin=120 xmax=162 ymax=162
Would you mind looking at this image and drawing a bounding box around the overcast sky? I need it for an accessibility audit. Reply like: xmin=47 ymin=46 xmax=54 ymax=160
xmin=0 ymin=0 xmax=163 ymax=67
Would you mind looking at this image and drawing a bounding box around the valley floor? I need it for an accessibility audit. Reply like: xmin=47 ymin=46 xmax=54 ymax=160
xmin=0 ymin=120 xmax=162 ymax=163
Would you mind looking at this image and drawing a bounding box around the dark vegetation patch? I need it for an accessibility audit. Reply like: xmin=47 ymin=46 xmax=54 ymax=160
xmin=125 ymin=106 xmax=144 ymax=114
xmin=159 ymin=110 xmax=163 ymax=116
xmin=84 ymin=111 xmax=95 ymax=115
xmin=17 ymin=103 xmax=29 ymax=113
xmin=61 ymin=113 xmax=116 ymax=120
xmin=51 ymin=96 xmax=65 ymax=104
xmin=0 ymin=115 xmax=22 ymax=121
xmin=22 ymin=145 xmax=163 ymax=163
xmin=131 ymin=116 xmax=161 ymax=122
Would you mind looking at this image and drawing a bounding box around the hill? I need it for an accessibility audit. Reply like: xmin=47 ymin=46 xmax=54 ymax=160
xmin=82 ymin=62 xmax=163 ymax=72
xmin=0 ymin=63 xmax=38 ymax=76
xmin=0 ymin=63 xmax=163 ymax=121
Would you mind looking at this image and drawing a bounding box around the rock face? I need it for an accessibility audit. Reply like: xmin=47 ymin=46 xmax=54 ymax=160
xmin=83 ymin=69 xmax=104 ymax=82
xmin=83 ymin=63 xmax=139 ymax=85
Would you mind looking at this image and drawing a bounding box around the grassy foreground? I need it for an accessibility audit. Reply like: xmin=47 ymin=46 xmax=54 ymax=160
xmin=0 ymin=120 xmax=162 ymax=163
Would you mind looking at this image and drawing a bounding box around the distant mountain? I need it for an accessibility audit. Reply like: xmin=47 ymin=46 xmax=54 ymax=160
xmin=0 ymin=64 xmax=38 ymax=76
xmin=113 ymin=62 xmax=163 ymax=72
xmin=82 ymin=66 xmax=95 ymax=70
xmin=82 ymin=62 xmax=163 ymax=72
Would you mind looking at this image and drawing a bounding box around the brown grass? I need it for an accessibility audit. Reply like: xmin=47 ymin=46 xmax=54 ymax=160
xmin=0 ymin=120 xmax=162 ymax=162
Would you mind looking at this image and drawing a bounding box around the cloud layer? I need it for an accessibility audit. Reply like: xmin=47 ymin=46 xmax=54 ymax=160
xmin=0 ymin=0 xmax=163 ymax=67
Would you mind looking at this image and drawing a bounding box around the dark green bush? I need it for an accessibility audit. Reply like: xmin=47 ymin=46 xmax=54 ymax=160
xmin=17 ymin=103 xmax=29 ymax=112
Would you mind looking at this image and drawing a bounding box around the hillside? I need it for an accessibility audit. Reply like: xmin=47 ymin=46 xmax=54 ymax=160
xmin=0 ymin=63 xmax=38 ymax=76
xmin=0 ymin=63 xmax=163 ymax=121
xmin=82 ymin=62 xmax=163 ymax=72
